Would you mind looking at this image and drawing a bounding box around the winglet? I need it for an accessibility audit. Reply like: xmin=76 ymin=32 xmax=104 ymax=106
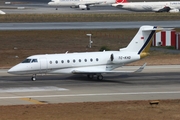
xmin=135 ymin=63 xmax=147 ymax=73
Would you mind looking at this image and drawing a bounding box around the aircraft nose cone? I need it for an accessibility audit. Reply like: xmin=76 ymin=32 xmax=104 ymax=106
xmin=48 ymin=2 xmax=54 ymax=5
xmin=8 ymin=64 xmax=23 ymax=75
xmin=111 ymin=4 xmax=116 ymax=7
xmin=0 ymin=10 xmax=6 ymax=15
xmin=8 ymin=67 xmax=17 ymax=74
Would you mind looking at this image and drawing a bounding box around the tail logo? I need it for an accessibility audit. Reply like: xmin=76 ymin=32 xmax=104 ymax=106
xmin=116 ymin=0 xmax=127 ymax=3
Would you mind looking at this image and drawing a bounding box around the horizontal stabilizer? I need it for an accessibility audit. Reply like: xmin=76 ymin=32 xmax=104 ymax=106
xmin=142 ymin=27 xmax=174 ymax=31
xmin=72 ymin=63 xmax=147 ymax=74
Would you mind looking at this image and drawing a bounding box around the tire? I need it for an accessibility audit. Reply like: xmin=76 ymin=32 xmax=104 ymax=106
xmin=97 ymin=75 xmax=103 ymax=80
xmin=31 ymin=77 xmax=36 ymax=81
xmin=87 ymin=74 xmax=94 ymax=79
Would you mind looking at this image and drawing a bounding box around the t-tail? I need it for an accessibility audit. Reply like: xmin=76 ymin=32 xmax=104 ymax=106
xmin=120 ymin=25 xmax=172 ymax=59
xmin=115 ymin=0 xmax=128 ymax=3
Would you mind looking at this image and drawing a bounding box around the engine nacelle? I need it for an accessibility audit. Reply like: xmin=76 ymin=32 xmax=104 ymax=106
xmin=110 ymin=53 xmax=140 ymax=64
xmin=169 ymin=9 xmax=179 ymax=13
xmin=79 ymin=5 xmax=87 ymax=10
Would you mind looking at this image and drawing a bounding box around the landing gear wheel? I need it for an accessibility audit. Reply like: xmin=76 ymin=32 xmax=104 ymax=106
xmin=31 ymin=77 xmax=36 ymax=81
xmin=87 ymin=8 xmax=90 ymax=10
xmin=87 ymin=74 xmax=94 ymax=79
xmin=31 ymin=74 xmax=36 ymax=81
xmin=97 ymin=75 xmax=103 ymax=80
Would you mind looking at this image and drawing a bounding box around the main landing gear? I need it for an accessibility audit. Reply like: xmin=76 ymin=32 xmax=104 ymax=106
xmin=31 ymin=74 xmax=36 ymax=81
xmin=87 ymin=74 xmax=103 ymax=80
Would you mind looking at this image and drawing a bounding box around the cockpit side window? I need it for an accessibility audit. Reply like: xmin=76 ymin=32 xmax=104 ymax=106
xmin=31 ymin=59 xmax=38 ymax=63
xmin=22 ymin=59 xmax=31 ymax=63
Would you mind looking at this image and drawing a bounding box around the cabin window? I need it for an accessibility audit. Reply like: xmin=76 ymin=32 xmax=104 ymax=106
xmin=49 ymin=61 xmax=52 ymax=64
xmin=90 ymin=58 xmax=93 ymax=62
xmin=73 ymin=59 xmax=76 ymax=63
xmin=61 ymin=60 xmax=64 ymax=63
xmin=84 ymin=59 xmax=87 ymax=62
xmin=96 ymin=58 xmax=99 ymax=61
xmin=67 ymin=60 xmax=70 ymax=63
xmin=55 ymin=60 xmax=58 ymax=64
xmin=31 ymin=59 xmax=38 ymax=63
xmin=79 ymin=59 xmax=81 ymax=62
xmin=22 ymin=59 xmax=31 ymax=63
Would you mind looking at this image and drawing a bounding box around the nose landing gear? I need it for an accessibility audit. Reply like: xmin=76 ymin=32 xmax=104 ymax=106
xmin=31 ymin=74 xmax=36 ymax=81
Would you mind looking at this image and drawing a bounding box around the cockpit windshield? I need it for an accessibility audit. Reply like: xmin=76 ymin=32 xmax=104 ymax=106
xmin=22 ymin=59 xmax=31 ymax=63
xmin=31 ymin=59 xmax=38 ymax=63
xmin=21 ymin=59 xmax=38 ymax=63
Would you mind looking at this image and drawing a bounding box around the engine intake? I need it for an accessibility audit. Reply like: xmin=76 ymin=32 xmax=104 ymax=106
xmin=79 ymin=5 xmax=87 ymax=10
xmin=169 ymin=9 xmax=179 ymax=13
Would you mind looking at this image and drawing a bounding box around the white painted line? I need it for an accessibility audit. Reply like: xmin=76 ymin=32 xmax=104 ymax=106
xmin=0 ymin=91 xmax=180 ymax=99
xmin=0 ymin=86 xmax=68 ymax=93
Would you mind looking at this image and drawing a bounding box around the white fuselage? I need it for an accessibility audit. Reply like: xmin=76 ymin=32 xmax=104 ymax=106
xmin=113 ymin=1 xmax=180 ymax=12
xmin=48 ymin=0 xmax=115 ymax=6
xmin=8 ymin=51 xmax=140 ymax=75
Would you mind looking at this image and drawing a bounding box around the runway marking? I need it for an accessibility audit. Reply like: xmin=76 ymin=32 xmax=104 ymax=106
xmin=0 ymin=86 xmax=68 ymax=93
xmin=20 ymin=98 xmax=46 ymax=104
xmin=0 ymin=91 xmax=180 ymax=99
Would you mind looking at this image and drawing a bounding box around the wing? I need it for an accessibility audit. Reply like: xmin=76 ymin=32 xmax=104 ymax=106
xmin=154 ymin=6 xmax=171 ymax=12
xmin=76 ymin=1 xmax=106 ymax=6
xmin=154 ymin=7 xmax=179 ymax=13
xmin=72 ymin=63 xmax=147 ymax=74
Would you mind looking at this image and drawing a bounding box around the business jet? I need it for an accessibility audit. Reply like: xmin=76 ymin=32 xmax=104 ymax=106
xmin=0 ymin=10 xmax=6 ymax=14
xmin=112 ymin=0 xmax=180 ymax=13
xmin=48 ymin=0 xmax=122 ymax=10
xmin=8 ymin=25 xmax=168 ymax=81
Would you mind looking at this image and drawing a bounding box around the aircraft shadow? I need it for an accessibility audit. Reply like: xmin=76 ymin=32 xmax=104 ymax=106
xmin=66 ymin=74 xmax=134 ymax=84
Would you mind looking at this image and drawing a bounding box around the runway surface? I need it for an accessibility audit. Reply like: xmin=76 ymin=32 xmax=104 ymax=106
xmin=0 ymin=65 xmax=180 ymax=105
xmin=0 ymin=21 xmax=180 ymax=30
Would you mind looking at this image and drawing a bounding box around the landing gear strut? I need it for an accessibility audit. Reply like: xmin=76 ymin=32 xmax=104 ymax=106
xmin=31 ymin=74 xmax=36 ymax=81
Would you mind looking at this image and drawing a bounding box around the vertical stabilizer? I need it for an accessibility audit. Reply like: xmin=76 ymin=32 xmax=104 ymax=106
xmin=120 ymin=25 xmax=167 ymax=58
xmin=116 ymin=0 xmax=128 ymax=3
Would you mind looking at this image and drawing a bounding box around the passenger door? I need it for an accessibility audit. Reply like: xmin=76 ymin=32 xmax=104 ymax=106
xmin=40 ymin=58 xmax=47 ymax=73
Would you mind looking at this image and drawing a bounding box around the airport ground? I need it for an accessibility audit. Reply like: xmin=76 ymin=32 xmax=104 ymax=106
xmin=1 ymin=13 xmax=180 ymax=22
xmin=0 ymin=100 xmax=180 ymax=120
